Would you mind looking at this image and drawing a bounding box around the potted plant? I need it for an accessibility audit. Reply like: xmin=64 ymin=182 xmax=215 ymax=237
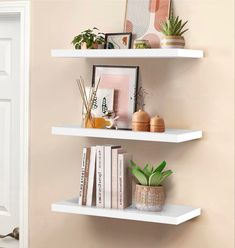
xmin=129 ymin=160 xmax=173 ymax=211
xmin=71 ymin=27 xmax=105 ymax=49
xmin=160 ymin=15 xmax=188 ymax=49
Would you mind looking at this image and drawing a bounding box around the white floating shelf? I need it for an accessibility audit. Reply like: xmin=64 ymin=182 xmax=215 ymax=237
xmin=52 ymin=126 xmax=202 ymax=143
xmin=52 ymin=198 xmax=201 ymax=225
xmin=51 ymin=48 xmax=204 ymax=59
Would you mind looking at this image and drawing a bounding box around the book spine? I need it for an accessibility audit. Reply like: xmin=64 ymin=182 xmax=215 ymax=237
xmin=118 ymin=153 xmax=132 ymax=209
xmin=104 ymin=146 xmax=112 ymax=208
xmin=82 ymin=147 xmax=91 ymax=205
xmin=111 ymin=149 xmax=118 ymax=209
xmin=86 ymin=147 xmax=96 ymax=207
xmin=111 ymin=148 xmax=125 ymax=209
xmin=96 ymin=146 xmax=104 ymax=208
xmin=78 ymin=148 xmax=87 ymax=206
xmin=117 ymin=154 xmax=123 ymax=209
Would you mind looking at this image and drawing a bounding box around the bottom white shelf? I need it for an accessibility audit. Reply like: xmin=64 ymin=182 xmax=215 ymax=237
xmin=51 ymin=198 xmax=201 ymax=225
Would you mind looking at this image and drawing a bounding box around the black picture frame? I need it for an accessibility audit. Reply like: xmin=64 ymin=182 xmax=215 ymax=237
xmin=104 ymin=32 xmax=132 ymax=49
xmin=92 ymin=65 xmax=139 ymax=129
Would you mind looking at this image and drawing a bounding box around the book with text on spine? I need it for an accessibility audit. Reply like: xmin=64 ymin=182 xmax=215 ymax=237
xmin=82 ymin=147 xmax=91 ymax=205
xmin=118 ymin=153 xmax=132 ymax=209
xmin=96 ymin=146 xmax=105 ymax=208
xmin=111 ymin=148 xmax=126 ymax=209
xmin=86 ymin=146 xmax=96 ymax=207
xmin=78 ymin=147 xmax=87 ymax=206
xmin=104 ymin=145 xmax=121 ymax=209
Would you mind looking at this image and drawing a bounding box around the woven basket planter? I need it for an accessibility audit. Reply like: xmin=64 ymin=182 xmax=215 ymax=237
xmin=135 ymin=184 xmax=165 ymax=211
xmin=161 ymin=36 xmax=185 ymax=49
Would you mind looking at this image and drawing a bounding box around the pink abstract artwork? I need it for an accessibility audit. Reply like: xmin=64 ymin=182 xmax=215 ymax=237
xmin=125 ymin=0 xmax=171 ymax=48
xmin=100 ymin=74 xmax=130 ymax=123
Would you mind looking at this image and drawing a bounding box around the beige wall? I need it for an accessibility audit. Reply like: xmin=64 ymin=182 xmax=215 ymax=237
xmin=30 ymin=0 xmax=234 ymax=247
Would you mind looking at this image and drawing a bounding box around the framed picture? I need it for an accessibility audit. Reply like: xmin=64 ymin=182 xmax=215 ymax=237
xmin=85 ymin=88 xmax=114 ymax=117
xmin=105 ymin=32 xmax=132 ymax=49
xmin=92 ymin=65 xmax=139 ymax=129
xmin=124 ymin=0 xmax=171 ymax=48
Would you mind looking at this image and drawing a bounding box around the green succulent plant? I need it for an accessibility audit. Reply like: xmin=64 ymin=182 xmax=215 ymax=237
xmin=129 ymin=160 xmax=173 ymax=187
xmin=161 ymin=15 xmax=189 ymax=36
xmin=71 ymin=27 xmax=105 ymax=49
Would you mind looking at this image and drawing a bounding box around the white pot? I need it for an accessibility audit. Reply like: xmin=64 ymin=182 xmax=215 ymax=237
xmin=161 ymin=36 xmax=185 ymax=49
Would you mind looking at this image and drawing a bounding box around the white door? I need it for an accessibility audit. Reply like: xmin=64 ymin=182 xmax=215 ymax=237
xmin=0 ymin=13 xmax=20 ymax=248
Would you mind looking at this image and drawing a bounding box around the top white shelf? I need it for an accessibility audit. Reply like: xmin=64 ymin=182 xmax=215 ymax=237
xmin=51 ymin=49 xmax=204 ymax=59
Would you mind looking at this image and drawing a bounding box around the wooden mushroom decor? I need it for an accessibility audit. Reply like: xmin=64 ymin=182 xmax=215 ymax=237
xmin=132 ymin=110 xmax=150 ymax=132
xmin=150 ymin=115 xmax=165 ymax=132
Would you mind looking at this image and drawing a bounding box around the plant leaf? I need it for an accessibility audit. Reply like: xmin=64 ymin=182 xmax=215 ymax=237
xmin=158 ymin=170 xmax=173 ymax=185
xmin=153 ymin=160 xmax=166 ymax=173
xmin=131 ymin=168 xmax=148 ymax=185
xmin=149 ymin=171 xmax=162 ymax=186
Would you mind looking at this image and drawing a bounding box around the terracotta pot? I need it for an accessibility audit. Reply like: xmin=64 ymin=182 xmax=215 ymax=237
xmin=150 ymin=115 xmax=165 ymax=132
xmin=135 ymin=184 xmax=165 ymax=211
xmin=161 ymin=35 xmax=185 ymax=49
xmin=132 ymin=110 xmax=150 ymax=132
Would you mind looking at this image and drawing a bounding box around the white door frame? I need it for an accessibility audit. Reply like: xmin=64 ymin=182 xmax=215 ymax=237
xmin=0 ymin=1 xmax=29 ymax=248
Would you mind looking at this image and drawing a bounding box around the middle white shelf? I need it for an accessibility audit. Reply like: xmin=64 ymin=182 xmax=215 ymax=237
xmin=52 ymin=126 xmax=202 ymax=143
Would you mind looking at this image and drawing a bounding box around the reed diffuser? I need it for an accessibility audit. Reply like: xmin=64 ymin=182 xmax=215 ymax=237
xmin=76 ymin=76 xmax=100 ymax=128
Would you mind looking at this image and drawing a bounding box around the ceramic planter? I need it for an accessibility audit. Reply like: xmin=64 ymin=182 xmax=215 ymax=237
xmin=161 ymin=36 xmax=185 ymax=49
xmin=135 ymin=184 xmax=165 ymax=211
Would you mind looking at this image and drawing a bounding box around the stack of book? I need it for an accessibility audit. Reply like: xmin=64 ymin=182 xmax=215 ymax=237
xmin=78 ymin=145 xmax=132 ymax=209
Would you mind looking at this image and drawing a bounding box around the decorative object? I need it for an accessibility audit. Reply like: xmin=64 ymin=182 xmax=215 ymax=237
xmin=76 ymin=76 xmax=100 ymax=128
xmin=85 ymin=88 xmax=114 ymax=117
xmin=105 ymin=33 xmax=132 ymax=49
xmin=160 ymin=15 xmax=188 ymax=48
xmin=92 ymin=65 xmax=139 ymax=129
xmin=103 ymin=111 xmax=119 ymax=129
xmin=129 ymin=160 xmax=173 ymax=211
xmin=150 ymin=115 xmax=165 ymax=132
xmin=124 ymin=0 xmax=171 ymax=48
xmin=134 ymin=39 xmax=151 ymax=49
xmin=132 ymin=110 xmax=150 ymax=131
xmin=72 ymin=27 xmax=105 ymax=49
xmin=135 ymin=86 xmax=148 ymax=111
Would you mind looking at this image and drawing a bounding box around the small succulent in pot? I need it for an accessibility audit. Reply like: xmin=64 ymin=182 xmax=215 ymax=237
xmin=129 ymin=160 xmax=173 ymax=211
xmin=160 ymin=14 xmax=189 ymax=49
xmin=72 ymin=27 xmax=105 ymax=49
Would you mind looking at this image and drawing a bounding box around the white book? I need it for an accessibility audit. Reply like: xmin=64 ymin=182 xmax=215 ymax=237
xmin=78 ymin=147 xmax=87 ymax=206
xmin=96 ymin=146 xmax=105 ymax=208
xmin=86 ymin=146 xmax=96 ymax=207
xmin=104 ymin=145 xmax=121 ymax=209
xmin=111 ymin=148 xmax=126 ymax=209
xmin=118 ymin=153 xmax=132 ymax=209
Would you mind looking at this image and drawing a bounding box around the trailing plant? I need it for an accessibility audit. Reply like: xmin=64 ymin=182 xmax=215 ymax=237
xmin=160 ymin=15 xmax=188 ymax=36
xmin=71 ymin=27 xmax=105 ymax=49
xmin=129 ymin=160 xmax=173 ymax=186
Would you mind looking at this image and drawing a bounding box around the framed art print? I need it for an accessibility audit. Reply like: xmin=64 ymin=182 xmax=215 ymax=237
xmin=105 ymin=33 xmax=132 ymax=49
xmin=85 ymin=88 xmax=114 ymax=117
xmin=92 ymin=65 xmax=139 ymax=129
xmin=124 ymin=0 xmax=171 ymax=48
